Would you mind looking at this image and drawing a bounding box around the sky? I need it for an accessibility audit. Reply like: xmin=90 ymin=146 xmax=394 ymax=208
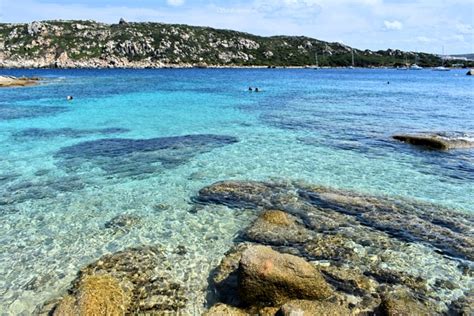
xmin=0 ymin=0 xmax=472 ymax=54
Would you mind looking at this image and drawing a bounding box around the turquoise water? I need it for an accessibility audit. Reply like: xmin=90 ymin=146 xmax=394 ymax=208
xmin=0 ymin=68 xmax=473 ymax=314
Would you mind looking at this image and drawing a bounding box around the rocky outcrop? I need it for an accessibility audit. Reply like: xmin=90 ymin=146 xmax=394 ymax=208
xmin=199 ymin=180 xmax=473 ymax=315
xmin=0 ymin=20 xmax=455 ymax=68
xmin=393 ymin=133 xmax=474 ymax=150
xmin=0 ymin=75 xmax=39 ymax=87
xmin=39 ymin=246 xmax=187 ymax=315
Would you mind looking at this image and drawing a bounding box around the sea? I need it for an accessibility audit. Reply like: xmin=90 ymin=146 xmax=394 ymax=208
xmin=0 ymin=68 xmax=473 ymax=314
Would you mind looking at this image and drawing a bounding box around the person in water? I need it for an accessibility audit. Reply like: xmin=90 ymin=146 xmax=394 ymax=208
xmin=248 ymin=87 xmax=253 ymax=91
xmin=67 ymin=96 xmax=74 ymax=101
xmin=255 ymin=88 xmax=259 ymax=92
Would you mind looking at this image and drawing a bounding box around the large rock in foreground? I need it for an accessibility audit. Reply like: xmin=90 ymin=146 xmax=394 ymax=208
xmin=199 ymin=180 xmax=473 ymax=314
xmin=238 ymin=245 xmax=334 ymax=306
xmin=393 ymin=133 xmax=474 ymax=150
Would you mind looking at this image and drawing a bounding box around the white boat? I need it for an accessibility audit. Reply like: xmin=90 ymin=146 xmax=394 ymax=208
xmin=433 ymin=66 xmax=450 ymax=71
xmin=409 ymin=54 xmax=423 ymax=70
xmin=410 ymin=64 xmax=423 ymax=70
xmin=348 ymin=49 xmax=355 ymax=69
xmin=433 ymin=46 xmax=450 ymax=71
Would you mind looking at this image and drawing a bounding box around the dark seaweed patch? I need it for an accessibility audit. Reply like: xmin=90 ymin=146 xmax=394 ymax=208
xmin=0 ymin=105 xmax=67 ymax=121
xmin=12 ymin=127 xmax=130 ymax=139
xmin=55 ymin=134 xmax=238 ymax=178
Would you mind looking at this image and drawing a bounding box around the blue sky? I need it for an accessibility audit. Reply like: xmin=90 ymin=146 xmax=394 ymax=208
xmin=0 ymin=0 xmax=472 ymax=54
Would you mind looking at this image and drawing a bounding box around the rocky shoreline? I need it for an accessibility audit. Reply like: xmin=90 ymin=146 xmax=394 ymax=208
xmin=36 ymin=180 xmax=473 ymax=315
xmin=0 ymin=75 xmax=40 ymax=87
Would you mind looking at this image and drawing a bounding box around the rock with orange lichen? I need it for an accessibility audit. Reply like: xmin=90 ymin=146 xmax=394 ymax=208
xmin=53 ymin=275 xmax=130 ymax=316
xmin=41 ymin=246 xmax=187 ymax=315
xmin=238 ymin=245 xmax=334 ymax=306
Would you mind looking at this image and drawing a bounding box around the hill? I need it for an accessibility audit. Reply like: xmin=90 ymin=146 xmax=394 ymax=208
xmin=0 ymin=20 xmax=471 ymax=68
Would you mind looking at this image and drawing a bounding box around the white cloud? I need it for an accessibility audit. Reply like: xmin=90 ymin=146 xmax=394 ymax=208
xmin=456 ymin=23 xmax=473 ymax=35
xmin=166 ymin=0 xmax=184 ymax=6
xmin=384 ymin=20 xmax=403 ymax=31
xmin=416 ymin=36 xmax=433 ymax=43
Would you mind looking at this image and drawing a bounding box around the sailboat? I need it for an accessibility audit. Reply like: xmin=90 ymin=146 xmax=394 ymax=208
xmin=314 ymin=52 xmax=320 ymax=70
xmin=397 ymin=55 xmax=409 ymax=70
xmin=348 ymin=49 xmax=355 ymax=69
xmin=409 ymin=53 xmax=423 ymax=70
xmin=433 ymin=46 xmax=450 ymax=71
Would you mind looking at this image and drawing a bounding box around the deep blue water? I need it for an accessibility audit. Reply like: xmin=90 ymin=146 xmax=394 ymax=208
xmin=0 ymin=68 xmax=473 ymax=313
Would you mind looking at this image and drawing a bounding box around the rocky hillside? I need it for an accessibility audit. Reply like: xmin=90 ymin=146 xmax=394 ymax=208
xmin=0 ymin=20 xmax=470 ymax=68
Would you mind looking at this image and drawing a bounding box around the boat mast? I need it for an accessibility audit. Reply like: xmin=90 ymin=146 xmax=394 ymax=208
xmin=315 ymin=52 xmax=319 ymax=67
xmin=351 ymin=49 xmax=355 ymax=67
xmin=441 ymin=45 xmax=445 ymax=66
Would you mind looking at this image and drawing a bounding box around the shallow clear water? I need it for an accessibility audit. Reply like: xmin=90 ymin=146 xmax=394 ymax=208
xmin=0 ymin=68 xmax=473 ymax=314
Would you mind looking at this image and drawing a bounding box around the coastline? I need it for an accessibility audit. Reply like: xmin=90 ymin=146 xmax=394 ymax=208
xmin=0 ymin=63 xmax=468 ymax=70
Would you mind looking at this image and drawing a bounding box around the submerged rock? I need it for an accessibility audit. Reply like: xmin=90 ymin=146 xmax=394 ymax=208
xmin=196 ymin=180 xmax=474 ymax=261
xmin=448 ymin=290 xmax=474 ymax=315
xmin=104 ymin=214 xmax=141 ymax=232
xmin=304 ymin=234 xmax=359 ymax=262
xmin=42 ymin=246 xmax=187 ymax=315
xmin=278 ymin=299 xmax=351 ymax=316
xmin=13 ymin=127 xmax=129 ymax=139
xmin=0 ymin=176 xmax=86 ymax=205
xmin=0 ymin=105 xmax=67 ymax=121
xmin=299 ymin=186 xmax=474 ymax=261
xmin=55 ymin=134 xmax=238 ymax=178
xmin=204 ymin=303 xmax=248 ymax=316
xmin=393 ymin=133 xmax=474 ymax=150
xmin=379 ymin=288 xmax=432 ymax=316
xmin=238 ymin=245 xmax=334 ymax=306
